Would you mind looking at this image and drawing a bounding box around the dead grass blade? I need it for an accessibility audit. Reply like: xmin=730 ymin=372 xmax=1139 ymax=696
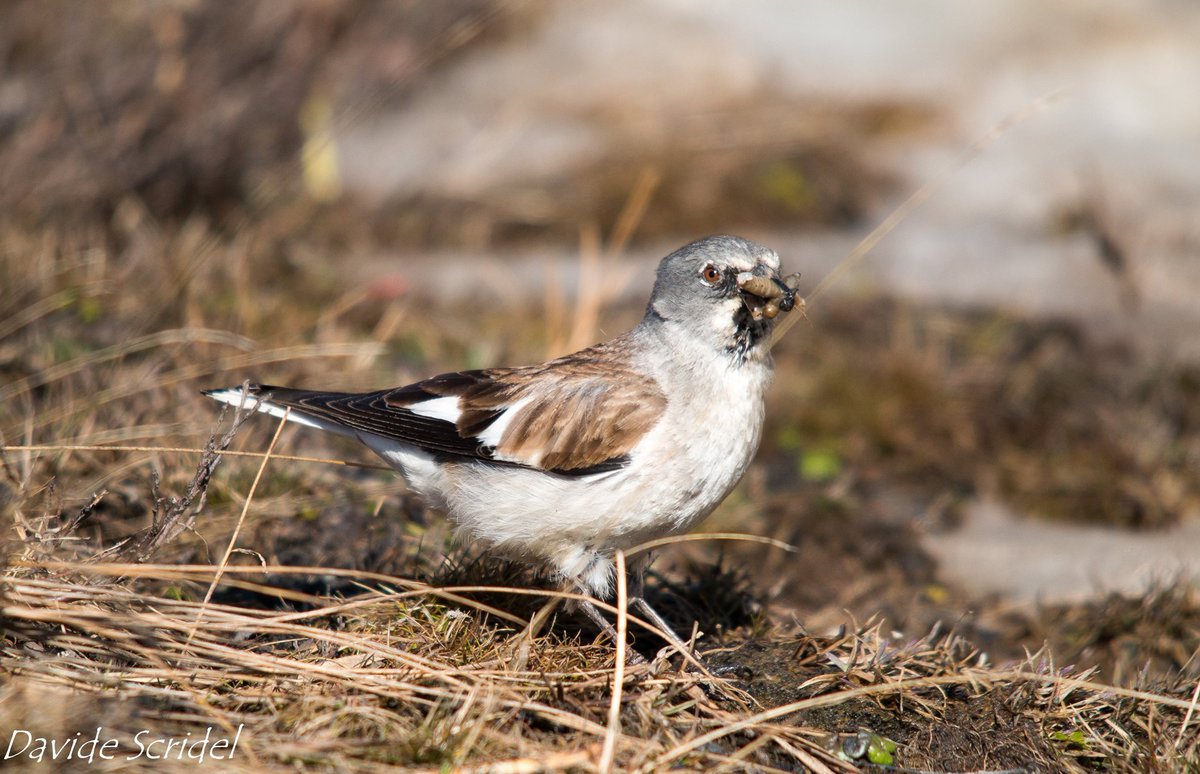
xmin=1176 ymin=678 xmax=1200 ymax=753
xmin=19 ymin=341 xmax=385 ymax=434
xmin=627 ymin=532 xmax=797 ymax=556
xmin=0 ymin=328 xmax=253 ymax=403
xmin=1 ymin=444 xmax=392 ymax=472
xmin=0 ymin=287 xmax=83 ymax=341
xmin=122 ymin=403 xmax=257 ymax=563
xmin=188 ymin=409 xmax=288 ymax=645
xmin=598 ymin=549 xmax=629 ymax=773
xmin=770 ymin=89 xmax=1065 ymax=348
xmin=645 ymin=667 xmax=1194 ymax=771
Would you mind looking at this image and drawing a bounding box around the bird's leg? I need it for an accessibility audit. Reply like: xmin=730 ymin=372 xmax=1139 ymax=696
xmin=626 ymin=558 xmax=700 ymax=660
xmin=577 ymin=594 xmax=647 ymax=665
xmin=626 ymin=560 xmax=753 ymax=686
xmin=577 ymin=595 xmax=619 ymax=638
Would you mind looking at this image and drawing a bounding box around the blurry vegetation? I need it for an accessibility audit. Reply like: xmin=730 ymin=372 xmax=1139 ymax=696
xmin=768 ymin=300 xmax=1200 ymax=529
xmin=369 ymin=102 xmax=912 ymax=250
xmin=1017 ymin=584 xmax=1200 ymax=686
xmin=0 ymin=0 xmax=525 ymax=223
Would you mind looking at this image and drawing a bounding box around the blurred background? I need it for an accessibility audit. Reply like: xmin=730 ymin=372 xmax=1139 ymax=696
xmin=2 ymin=0 xmax=1199 ymax=682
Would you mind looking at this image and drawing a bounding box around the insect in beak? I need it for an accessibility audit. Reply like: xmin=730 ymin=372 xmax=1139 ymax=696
xmin=737 ymin=272 xmax=803 ymax=320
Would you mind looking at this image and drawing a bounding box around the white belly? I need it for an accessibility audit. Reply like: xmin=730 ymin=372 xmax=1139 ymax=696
xmin=364 ymin=333 xmax=773 ymax=597
xmin=411 ymin=352 xmax=771 ymax=589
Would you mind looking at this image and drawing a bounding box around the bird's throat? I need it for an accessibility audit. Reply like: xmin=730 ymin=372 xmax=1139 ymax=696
xmin=729 ymin=306 xmax=771 ymax=363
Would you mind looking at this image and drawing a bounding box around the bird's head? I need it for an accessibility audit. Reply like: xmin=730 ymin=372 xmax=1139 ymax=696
xmin=644 ymin=235 xmax=801 ymax=360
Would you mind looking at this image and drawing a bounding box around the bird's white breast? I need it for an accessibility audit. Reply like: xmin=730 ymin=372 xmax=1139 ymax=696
xmin=375 ymin=326 xmax=773 ymax=596
xmin=619 ymin=338 xmax=772 ymax=540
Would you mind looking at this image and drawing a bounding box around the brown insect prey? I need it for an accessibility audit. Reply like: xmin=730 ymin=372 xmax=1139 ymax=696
xmin=737 ymin=272 xmax=803 ymax=320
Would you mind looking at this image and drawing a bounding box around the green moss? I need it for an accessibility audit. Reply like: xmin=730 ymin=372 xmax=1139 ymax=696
xmin=799 ymin=448 xmax=842 ymax=482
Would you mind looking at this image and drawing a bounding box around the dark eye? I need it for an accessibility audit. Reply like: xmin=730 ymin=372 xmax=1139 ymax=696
xmin=700 ymin=264 xmax=722 ymax=285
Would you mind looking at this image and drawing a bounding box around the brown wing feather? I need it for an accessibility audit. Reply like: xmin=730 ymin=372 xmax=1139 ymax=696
xmin=389 ymin=341 xmax=667 ymax=473
xmin=208 ymin=341 xmax=664 ymax=475
xmin=453 ymin=342 xmax=666 ymax=472
xmin=494 ymin=368 xmax=665 ymax=471
xmin=251 ymin=339 xmax=666 ymax=475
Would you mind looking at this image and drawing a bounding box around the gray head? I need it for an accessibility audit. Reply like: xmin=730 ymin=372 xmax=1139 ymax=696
xmin=642 ymin=235 xmax=789 ymax=358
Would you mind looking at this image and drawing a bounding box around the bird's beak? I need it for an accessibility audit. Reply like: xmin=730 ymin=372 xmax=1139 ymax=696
xmin=736 ymin=269 xmax=803 ymax=320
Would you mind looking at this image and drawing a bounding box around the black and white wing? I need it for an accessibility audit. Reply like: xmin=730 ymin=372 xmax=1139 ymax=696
xmin=204 ymin=346 xmax=666 ymax=476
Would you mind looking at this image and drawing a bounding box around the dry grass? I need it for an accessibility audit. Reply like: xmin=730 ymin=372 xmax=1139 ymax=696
xmin=2 ymin=551 xmax=1197 ymax=771
xmin=0 ymin=0 xmax=526 ymax=222
xmin=2 ymin=205 xmax=1197 ymax=769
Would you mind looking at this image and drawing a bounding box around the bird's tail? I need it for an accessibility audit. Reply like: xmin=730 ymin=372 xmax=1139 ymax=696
xmin=202 ymin=384 xmax=358 ymax=439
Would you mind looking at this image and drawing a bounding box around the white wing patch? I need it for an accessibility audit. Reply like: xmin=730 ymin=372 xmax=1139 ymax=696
xmin=475 ymin=395 xmax=534 ymax=449
xmin=408 ymin=395 xmax=461 ymax=423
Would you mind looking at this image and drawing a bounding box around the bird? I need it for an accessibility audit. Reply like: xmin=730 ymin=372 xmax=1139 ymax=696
xmin=205 ymin=235 xmax=801 ymax=656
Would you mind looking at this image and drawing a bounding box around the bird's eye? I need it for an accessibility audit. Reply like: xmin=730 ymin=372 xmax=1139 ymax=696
xmin=700 ymin=264 xmax=722 ymax=285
